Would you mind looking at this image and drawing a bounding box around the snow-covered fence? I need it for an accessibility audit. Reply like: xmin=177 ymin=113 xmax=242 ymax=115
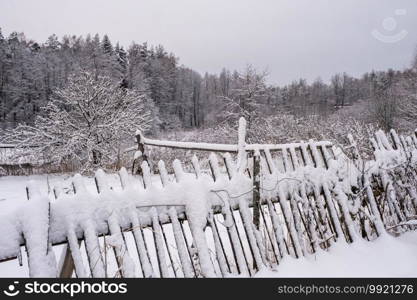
xmin=130 ymin=118 xmax=334 ymax=229
xmin=0 ymin=121 xmax=416 ymax=278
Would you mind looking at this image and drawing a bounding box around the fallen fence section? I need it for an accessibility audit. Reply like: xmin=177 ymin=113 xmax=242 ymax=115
xmin=0 ymin=118 xmax=416 ymax=277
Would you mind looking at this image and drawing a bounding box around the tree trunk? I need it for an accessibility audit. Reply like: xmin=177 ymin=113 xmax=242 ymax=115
xmin=92 ymin=150 xmax=101 ymax=165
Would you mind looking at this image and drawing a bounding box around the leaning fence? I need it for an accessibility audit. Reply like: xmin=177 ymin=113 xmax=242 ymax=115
xmin=0 ymin=118 xmax=416 ymax=277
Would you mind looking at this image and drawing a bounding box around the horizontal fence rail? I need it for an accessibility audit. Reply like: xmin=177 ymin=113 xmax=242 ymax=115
xmin=124 ymin=138 xmax=332 ymax=153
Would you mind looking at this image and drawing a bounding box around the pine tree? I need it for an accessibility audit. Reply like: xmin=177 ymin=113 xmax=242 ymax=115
xmin=115 ymin=43 xmax=127 ymax=71
xmin=102 ymin=34 xmax=113 ymax=54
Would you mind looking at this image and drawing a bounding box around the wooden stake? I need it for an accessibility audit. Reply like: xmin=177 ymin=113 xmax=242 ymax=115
xmin=252 ymin=151 xmax=261 ymax=230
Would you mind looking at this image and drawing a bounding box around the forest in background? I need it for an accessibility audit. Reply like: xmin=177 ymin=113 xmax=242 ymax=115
xmin=1 ymin=28 xmax=417 ymax=148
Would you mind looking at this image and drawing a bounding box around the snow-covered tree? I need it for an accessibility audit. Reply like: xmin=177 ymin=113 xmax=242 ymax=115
xmin=396 ymin=68 xmax=417 ymax=130
xmin=115 ymin=43 xmax=127 ymax=72
xmin=1 ymin=71 xmax=153 ymax=171
xmin=102 ymin=34 xmax=113 ymax=54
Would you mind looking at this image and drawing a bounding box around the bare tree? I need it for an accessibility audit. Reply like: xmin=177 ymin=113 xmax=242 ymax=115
xmin=331 ymin=73 xmax=348 ymax=107
xmin=218 ymin=65 xmax=270 ymax=124
xmin=369 ymin=70 xmax=397 ymax=131
xmin=396 ymin=68 xmax=417 ymax=130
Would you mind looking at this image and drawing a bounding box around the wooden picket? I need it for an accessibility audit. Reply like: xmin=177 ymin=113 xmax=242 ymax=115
xmin=0 ymin=118 xmax=416 ymax=277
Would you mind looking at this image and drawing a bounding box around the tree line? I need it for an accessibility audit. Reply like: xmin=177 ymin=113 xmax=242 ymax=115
xmin=1 ymin=28 xmax=417 ymax=134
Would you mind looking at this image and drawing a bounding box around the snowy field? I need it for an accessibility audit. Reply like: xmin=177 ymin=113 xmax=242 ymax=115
xmin=0 ymin=174 xmax=416 ymax=278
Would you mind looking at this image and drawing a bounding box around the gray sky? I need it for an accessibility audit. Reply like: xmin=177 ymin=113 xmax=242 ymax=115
xmin=1 ymin=0 xmax=417 ymax=85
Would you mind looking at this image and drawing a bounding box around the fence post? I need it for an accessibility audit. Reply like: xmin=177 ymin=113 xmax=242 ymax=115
xmin=253 ymin=150 xmax=261 ymax=230
xmin=134 ymin=130 xmax=149 ymax=175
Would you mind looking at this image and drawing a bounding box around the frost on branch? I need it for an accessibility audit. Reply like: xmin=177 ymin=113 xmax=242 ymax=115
xmin=1 ymin=71 xmax=153 ymax=172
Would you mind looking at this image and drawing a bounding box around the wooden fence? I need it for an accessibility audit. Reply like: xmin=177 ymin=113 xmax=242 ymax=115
xmin=0 ymin=118 xmax=416 ymax=277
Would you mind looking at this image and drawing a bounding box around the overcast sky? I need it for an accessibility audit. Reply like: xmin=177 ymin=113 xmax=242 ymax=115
xmin=1 ymin=0 xmax=417 ymax=85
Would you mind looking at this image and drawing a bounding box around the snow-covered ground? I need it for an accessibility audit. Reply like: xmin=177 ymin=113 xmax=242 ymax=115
xmin=256 ymin=232 xmax=417 ymax=277
xmin=0 ymin=174 xmax=416 ymax=278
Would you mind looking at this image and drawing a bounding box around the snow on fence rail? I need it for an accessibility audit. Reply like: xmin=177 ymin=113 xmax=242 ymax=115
xmin=0 ymin=118 xmax=416 ymax=278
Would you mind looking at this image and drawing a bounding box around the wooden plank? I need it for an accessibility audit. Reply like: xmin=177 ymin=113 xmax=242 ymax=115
xmin=169 ymin=208 xmax=195 ymax=277
xmin=151 ymin=209 xmax=170 ymax=277
xmin=252 ymin=151 xmax=261 ymax=230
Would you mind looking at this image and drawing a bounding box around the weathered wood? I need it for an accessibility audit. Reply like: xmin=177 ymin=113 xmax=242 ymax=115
xmin=207 ymin=215 xmax=230 ymax=276
xmin=168 ymin=208 xmax=194 ymax=277
xmin=258 ymin=205 xmax=280 ymax=263
xmin=191 ymin=155 xmax=201 ymax=179
xmin=124 ymin=135 xmax=332 ymax=154
xmin=24 ymin=183 xmax=57 ymax=277
xmin=223 ymin=153 xmax=236 ymax=179
xmin=58 ymin=245 xmax=76 ymax=278
xmin=4 ymin=118 xmax=417 ymax=278
xmin=160 ymin=221 xmax=177 ymax=277
xmin=252 ymin=151 xmax=261 ymax=230
xmin=134 ymin=131 xmax=150 ymax=175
